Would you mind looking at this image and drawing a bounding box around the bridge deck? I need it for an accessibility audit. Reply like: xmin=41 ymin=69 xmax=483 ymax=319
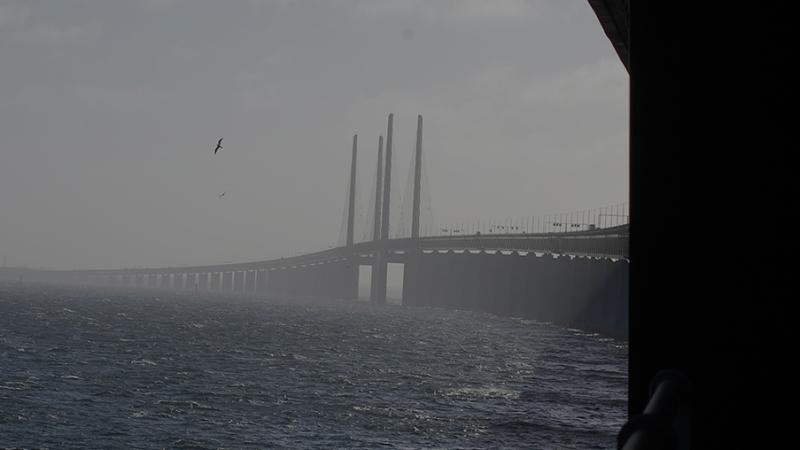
xmin=20 ymin=225 xmax=628 ymax=276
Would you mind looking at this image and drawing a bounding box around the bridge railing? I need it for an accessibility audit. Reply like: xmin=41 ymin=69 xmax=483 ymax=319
xmin=429 ymin=202 xmax=629 ymax=238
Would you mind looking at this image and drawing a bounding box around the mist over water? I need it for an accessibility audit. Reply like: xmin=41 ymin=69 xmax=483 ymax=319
xmin=1 ymin=283 xmax=626 ymax=449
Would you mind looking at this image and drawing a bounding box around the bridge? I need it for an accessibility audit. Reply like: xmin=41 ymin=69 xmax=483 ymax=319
xmin=3 ymin=114 xmax=629 ymax=339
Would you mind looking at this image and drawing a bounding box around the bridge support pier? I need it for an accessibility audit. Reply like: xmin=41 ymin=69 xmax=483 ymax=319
xmin=370 ymin=251 xmax=388 ymax=304
xmin=305 ymin=265 xmax=318 ymax=297
xmin=244 ymin=270 xmax=256 ymax=293
xmin=208 ymin=272 xmax=219 ymax=291
xmin=401 ymin=252 xmax=420 ymax=306
xmin=284 ymin=267 xmax=296 ymax=297
xmin=508 ymin=253 xmax=528 ymax=317
xmin=342 ymin=257 xmax=358 ymax=301
xmin=233 ymin=271 xmax=244 ymax=293
xmin=265 ymin=269 xmax=277 ymax=297
xmin=256 ymin=269 xmax=267 ymax=294
xmin=222 ymin=272 xmax=232 ymax=291
xmin=417 ymin=252 xmax=435 ymax=307
xmin=431 ymin=252 xmax=452 ymax=309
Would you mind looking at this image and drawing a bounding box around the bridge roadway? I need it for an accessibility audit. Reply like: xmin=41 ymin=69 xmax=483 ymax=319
xmin=4 ymin=225 xmax=628 ymax=338
xmin=46 ymin=224 xmax=628 ymax=278
xmin=5 ymin=225 xmax=630 ymax=338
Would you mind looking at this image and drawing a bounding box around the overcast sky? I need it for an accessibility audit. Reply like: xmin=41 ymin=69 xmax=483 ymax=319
xmin=0 ymin=0 xmax=627 ymax=270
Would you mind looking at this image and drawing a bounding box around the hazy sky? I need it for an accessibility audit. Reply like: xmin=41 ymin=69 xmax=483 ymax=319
xmin=0 ymin=0 xmax=627 ymax=270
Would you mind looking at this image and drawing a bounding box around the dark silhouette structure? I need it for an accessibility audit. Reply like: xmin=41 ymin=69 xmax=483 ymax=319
xmin=589 ymin=0 xmax=794 ymax=448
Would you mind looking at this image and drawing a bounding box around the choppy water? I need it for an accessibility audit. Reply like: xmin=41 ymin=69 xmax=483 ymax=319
xmin=0 ymin=283 xmax=626 ymax=449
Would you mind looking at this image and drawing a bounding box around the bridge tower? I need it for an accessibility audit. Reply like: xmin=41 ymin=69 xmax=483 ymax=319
xmin=342 ymin=134 xmax=359 ymax=301
xmin=411 ymin=115 xmax=423 ymax=239
xmin=400 ymin=115 xmax=425 ymax=307
xmin=369 ymin=136 xmax=384 ymax=302
xmin=371 ymin=113 xmax=393 ymax=304
xmin=347 ymin=134 xmax=357 ymax=247
xmin=373 ymin=136 xmax=383 ymax=241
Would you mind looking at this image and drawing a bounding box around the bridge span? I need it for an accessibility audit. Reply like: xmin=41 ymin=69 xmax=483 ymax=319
xmin=5 ymin=225 xmax=629 ymax=339
xmin=2 ymin=114 xmax=628 ymax=338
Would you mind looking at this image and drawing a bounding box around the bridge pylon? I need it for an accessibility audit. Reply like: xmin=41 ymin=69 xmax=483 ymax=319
xmin=371 ymin=113 xmax=393 ymax=304
xmin=411 ymin=114 xmax=423 ymax=239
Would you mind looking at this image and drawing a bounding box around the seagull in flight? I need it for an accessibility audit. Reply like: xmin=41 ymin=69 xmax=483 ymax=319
xmin=218 ymin=192 xmax=226 ymax=199
xmin=214 ymin=138 xmax=223 ymax=154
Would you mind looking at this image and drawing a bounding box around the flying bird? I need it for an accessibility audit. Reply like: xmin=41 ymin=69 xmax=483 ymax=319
xmin=218 ymin=192 xmax=226 ymax=199
xmin=214 ymin=138 xmax=223 ymax=154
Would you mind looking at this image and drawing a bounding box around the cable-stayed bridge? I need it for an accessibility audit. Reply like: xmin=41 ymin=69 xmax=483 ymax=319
xmin=3 ymin=114 xmax=629 ymax=338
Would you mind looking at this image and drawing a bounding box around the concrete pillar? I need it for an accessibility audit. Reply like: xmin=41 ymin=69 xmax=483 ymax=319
xmin=477 ymin=252 xmax=496 ymax=314
xmin=276 ymin=268 xmax=289 ymax=297
xmin=331 ymin=260 xmax=344 ymax=300
xmin=198 ymin=273 xmax=208 ymax=290
xmin=265 ymin=269 xmax=277 ymax=296
xmin=370 ymin=251 xmax=387 ymax=304
xmin=432 ymin=252 xmax=454 ymax=308
xmin=485 ymin=252 xmax=504 ymax=315
xmin=523 ymin=253 xmax=544 ymax=320
xmin=417 ymin=252 xmax=435 ymax=308
xmin=279 ymin=267 xmax=290 ymax=296
xmin=449 ymin=252 xmax=469 ymax=309
xmin=373 ymin=138 xmax=383 ymax=241
xmin=401 ymin=251 xmax=420 ymax=306
xmin=233 ymin=271 xmax=244 ymax=292
xmin=444 ymin=252 xmax=464 ymax=309
xmin=283 ymin=268 xmax=293 ymax=297
xmin=381 ymin=113 xmax=393 ymax=241
xmin=343 ymin=257 xmax=358 ymax=301
xmin=256 ymin=269 xmax=267 ymax=294
xmin=319 ymin=262 xmax=333 ymax=299
xmin=245 ymin=270 xmax=256 ymax=293
xmin=306 ymin=265 xmax=318 ymax=297
xmin=208 ymin=272 xmax=218 ymax=291
xmin=508 ymin=252 xmax=529 ymax=317
xmin=565 ymin=255 xmax=581 ymax=326
xmin=347 ymin=134 xmax=357 ymax=247
xmin=222 ymin=271 xmax=233 ymax=291
xmin=577 ymin=256 xmax=598 ymax=331
xmin=459 ymin=252 xmax=482 ymax=312
xmin=372 ymin=113 xmax=394 ymax=304
xmin=294 ymin=266 xmax=307 ymax=297
xmin=496 ymin=253 xmax=516 ymax=316
xmin=411 ymin=114 xmax=423 ymax=239
xmin=313 ymin=263 xmax=325 ymax=298
xmin=552 ymin=255 xmax=571 ymax=325
xmin=290 ymin=267 xmax=301 ymax=297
